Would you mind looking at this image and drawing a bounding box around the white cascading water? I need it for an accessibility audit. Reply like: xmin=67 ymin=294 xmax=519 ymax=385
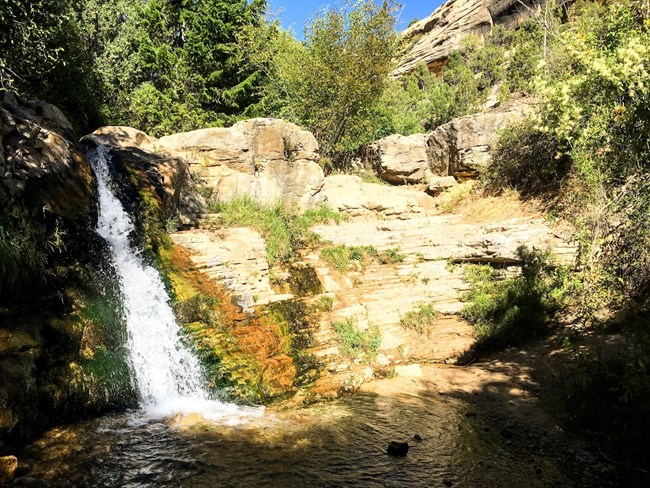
xmin=89 ymin=146 xmax=262 ymax=424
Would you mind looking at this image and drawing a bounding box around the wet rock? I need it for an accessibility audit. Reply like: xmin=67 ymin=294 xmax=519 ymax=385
xmin=387 ymin=441 xmax=409 ymax=457
xmin=10 ymin=477 xmax=51 ymax=487
xmin=0 ymin=455 xmax=18 ymax=484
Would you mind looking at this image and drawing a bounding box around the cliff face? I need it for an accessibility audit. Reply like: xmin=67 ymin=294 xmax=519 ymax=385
xmin=394 ymin=0 xmax=542 ymax=76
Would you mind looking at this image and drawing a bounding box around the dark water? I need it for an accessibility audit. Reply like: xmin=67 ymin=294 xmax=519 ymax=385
xmin=21 ymin=392 xmax=580 ymax=488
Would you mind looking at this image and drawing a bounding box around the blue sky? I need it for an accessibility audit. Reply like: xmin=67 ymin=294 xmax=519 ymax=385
xmin=266 ymin=1 xmax=446 ymax=37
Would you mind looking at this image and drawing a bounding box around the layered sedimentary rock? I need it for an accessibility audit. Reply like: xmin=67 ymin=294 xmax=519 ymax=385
xmin=394 ymin=0 xmax=542 ymax=77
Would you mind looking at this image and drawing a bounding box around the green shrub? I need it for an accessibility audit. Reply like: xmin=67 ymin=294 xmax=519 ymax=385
xmin=400 ymin=303 xmax=439 ymax=335
xmin=460 ymin=247 xmax=568 ymax=360
xmin=332 ymin=316 xmax=382 ymax=362
xmin=564 ymin=331 xmax=650 ymax=479
xmin=378 ymin=247 xmax=405 ymax=264
xmin=310 ymin=295 xmax=334 ymax=313
xmin=213 ymin=197 xmax=340 ymax=263
xmin=320 ymin=245 xmax=378 ymax=272
xmin=486 ymin=122 xmax=570 ymax=198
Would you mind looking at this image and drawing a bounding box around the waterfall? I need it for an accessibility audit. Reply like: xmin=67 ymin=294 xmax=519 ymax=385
xmin=89 ymin=146 xmax=262 ymax=423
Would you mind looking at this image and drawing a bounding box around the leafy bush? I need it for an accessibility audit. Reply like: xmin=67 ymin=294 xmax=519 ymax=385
xmin=378 ymin=248 xmax=405 ymax=264
xmin=332 ymin=316 xmax=381 ymax=362
xmin=460 ymin=247 xmax=568 ymax=360
xmin=241 ymin=0 xmax=399 ymax=168
xmin=486 ymin=122 xmax=570 ymax=198
xmin=565 ymin=332 xmax=650 ymax=481
xmin=399 ymin=303 xmax=439 ymax=335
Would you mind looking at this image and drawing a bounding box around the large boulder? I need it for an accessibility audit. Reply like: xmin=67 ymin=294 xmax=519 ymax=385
xmin=394 ymin=0 xmax=542 ymax=77
xmin=427 ymin=96 xmax=534 ymax=178
xmin=81 ymin=127 xmax=205 ymax=227
xmin=157 ymin=118 xmax=325 ymax=211
xmin=0 ymin=92 xmax=96 ymax=226
xmin=322 ymin=175 xmax=436 ymax=218
xmin=365 ymin=133 xmax=430 ymax=184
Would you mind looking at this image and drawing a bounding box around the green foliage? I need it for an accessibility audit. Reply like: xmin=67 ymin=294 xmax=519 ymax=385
xmin=378 ymin=247 xmax=405 ymax=265
xmin=212 ymin=197 xmax=340 ymax=263
xmin=0 ymin=210 xmax=70 ymax=296
xmin=399 ymin=303 xmax=439 ymax=335
xmin=486 ymin=122 xmax=569 ymax=198
xmin=242 ymin=0 xmax=399 ymax=168
xmin=460 ymin=247 xmax=568 ymax=360
xmin=310 ymin=295 xmax=334 ymax=313
xmin=332 ymin=316 xmax=381 ymax=362
xmin=380 ymin=62 xmax=457 ymax=134
xmin=320 ymin=244 xmax=377 ymax=273
xmin=320 ymin=244 xmax=403 ymax=272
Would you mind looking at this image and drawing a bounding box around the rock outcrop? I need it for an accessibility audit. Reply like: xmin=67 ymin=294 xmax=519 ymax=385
xmin=394 ymin=0 xmax=542 ymax=77
xmin=322 ymin=175 xmax=436 ymax=218
xmin=365 ymin=133 xmax=430 ymax=184
xmin=82 ymin=127 xmax=205 ymax=227
xmin=427 ymin=95 xmax=534 ymax=178
xmin=363 ymin=95 xmax=533 ymax=185
xmin=1 ymin=92 xmax=96 ymax=226
xmin=157 ymin=118 xmax=325 ymax=211
xmin=1 ymin=95 xmax=136 ymax=456
xmin=84 ymin=119 xmax=326 ymax=217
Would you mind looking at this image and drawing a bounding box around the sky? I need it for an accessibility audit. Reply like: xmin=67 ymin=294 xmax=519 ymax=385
xmin=266 ymin=1 xmax=446 ymax=38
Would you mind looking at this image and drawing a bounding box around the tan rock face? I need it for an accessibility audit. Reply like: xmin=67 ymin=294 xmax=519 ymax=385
xmin=365 ymin=133 xmax=430 ymax=184
xmin=360 ymin=97 xmax=533 ymax=187
xmin=427 ymin=96 xmax=534 ymax=178
xmin=394 ymin=0 xmax=542 ymax=77
xmin=159 ymin=119 xmax=324 ymax=211
xmin=0 ymin=92 xmax=96 ymax=226
xmin=88 ymin=119 xmax=326 ymax=212
xmin=322 ymin=175 xmax=436 ymax=219
xmin=170 ymin=227 xmax=283 ymax=312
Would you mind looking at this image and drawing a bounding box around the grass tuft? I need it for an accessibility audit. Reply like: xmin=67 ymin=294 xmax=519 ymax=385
xmin=332 ymin=316 xmax=381 ymax=362
xmin=400 ymin=303 xmax=439 ymax=335
xmin=212 ymin=197 xmax=340 ymax=264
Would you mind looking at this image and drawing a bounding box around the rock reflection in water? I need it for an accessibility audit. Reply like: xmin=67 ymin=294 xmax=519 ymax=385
xmin=21 ymin=392 xmax=571 ymax=488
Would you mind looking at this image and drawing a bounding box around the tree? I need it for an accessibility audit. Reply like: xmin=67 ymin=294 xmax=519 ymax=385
xmin=242 ymin=0 xmax=399 ymax=169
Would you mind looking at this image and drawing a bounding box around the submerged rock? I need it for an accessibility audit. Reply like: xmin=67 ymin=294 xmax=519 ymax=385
xmin=10 ymin=477 xmax=51 ymax=487
xmin=387 ymin=441 xmax=410 ymax=457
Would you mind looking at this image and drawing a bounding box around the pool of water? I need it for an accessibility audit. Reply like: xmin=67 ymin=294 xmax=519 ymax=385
xmin=20 ymin=391 xmax=578 ymax=487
